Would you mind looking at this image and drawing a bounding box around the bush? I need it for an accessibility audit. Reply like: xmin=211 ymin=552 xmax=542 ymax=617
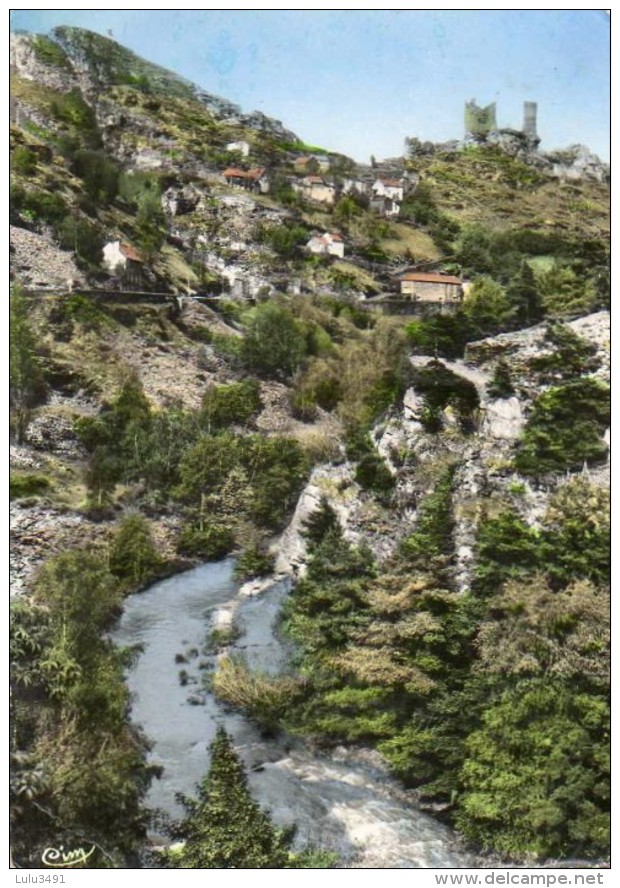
xmin=234 ymin=544 xmax=275 ymax=582
xmin=200 ymin=380 xmax=262 ymax=431
xmin=11 ymin=146 xmax=38 ymax=175
xmin=514 ymin=378 xmax=610 ymax=475
xmin=109 ymin=513 xmax=163 ymax=590
xmin=242 ymin=302 xmax=307 ymax=379
xmin=10 ymin=473 xmax=51 ymax=500
xmin=411 ymin=360 xmax=480 ymax=431
xmin=177 ymin=521 xmax=235 ymax=559
xmin=211 ymin=656 xmax=306 ymax=732
xmin=487 ymin=359 xmax=515 ymax=399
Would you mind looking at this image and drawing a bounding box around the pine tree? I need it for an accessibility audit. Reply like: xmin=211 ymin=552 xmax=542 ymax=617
xmin=10 ymin=286 xmax=45 ymax=443
xmin=173 ymin=727 xmax=293 ymax=868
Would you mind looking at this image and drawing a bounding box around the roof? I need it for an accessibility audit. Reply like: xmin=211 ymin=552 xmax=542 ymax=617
xmin=304 ymin=175 xmax=326 ymax=184
xmin=119 ymin=242 xmax=144 ymax=263
xmin=222 ymin=167 xmax=266 ymax=180
xmin=377 ymin=178 xmax=403 ymax=187
xmin=400 ymin=272 xmax=462 ymax=285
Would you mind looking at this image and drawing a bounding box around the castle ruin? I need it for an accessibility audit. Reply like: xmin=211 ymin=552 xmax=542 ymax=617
xmin=464 ymin=99 xmax=539 ymax=147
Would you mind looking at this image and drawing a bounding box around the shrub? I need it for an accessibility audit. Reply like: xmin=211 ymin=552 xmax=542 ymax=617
xmin=200 ymin=380 xmax=262 ymax=431
xmin=211 ymin=656 xmax=306 ymax=731
xmin=234 ymin=544 xmax=275 ymax=582
xmin=109 ymin=513 xmax=163 ymax=590
xmin=411 ymin=360 xmax=480 ymax=431
xmin=242 ymin=302 xmax=307 ymax=379
xmin=514 ymin=378 xmax=610 ymax=475
xmin=177 ymin=521 xmax=235 ymax=559
xmin=10 ymin=473 xmax=51 ymax=499
xmin=487 ymin=359 xmax=515 ymax=399
xmin=11 ymin=146 xmax=38 ymax=176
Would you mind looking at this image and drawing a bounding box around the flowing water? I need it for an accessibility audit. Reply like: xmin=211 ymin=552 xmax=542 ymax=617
xmin=112 ymin=560 xmax=473 ymax=867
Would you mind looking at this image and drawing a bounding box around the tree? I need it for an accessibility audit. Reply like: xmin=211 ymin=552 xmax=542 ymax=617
xmin=487 ymin=359 xmax=515 ymax=399
xmin=463 ymin=276 xmax=513 ymax=336
xmin=242 ymin=302 xmax=307 ymax=379
xmin=506 ymin=262 xmax=543 ymax=326
xmin=135 ymin=188 xmax=166 ymax=260
xmin=537 ymin=263 xmax=597 ymax=317
xmin=109 ymin=513 xmax=162 ymax=589
xmin=10 ymin=286 xmax=46 ymax=442
xmin=172 ymin=727 xmax=293 ymax=868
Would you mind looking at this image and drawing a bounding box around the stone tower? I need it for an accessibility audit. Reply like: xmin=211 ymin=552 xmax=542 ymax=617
xmin=522 ymin=101 xmax=538 ymax=139
xmin=464 ymin=100 xmax=497 ymax=139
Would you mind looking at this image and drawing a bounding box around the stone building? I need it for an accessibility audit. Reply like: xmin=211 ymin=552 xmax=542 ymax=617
xmin=399 ymin=271 xmax=463 ymax=305
xmin=306 ymin=232 xmax=345 ymax=259
xmin=102 ymin=240 xmax=145 ymax=287
xmin=222 ymin=167 xmax=270 ymax=193
xmin=292 ymin=175 xmax=336 ymax=205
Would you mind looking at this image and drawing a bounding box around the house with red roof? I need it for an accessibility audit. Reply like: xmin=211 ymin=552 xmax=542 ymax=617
xmin=306 ymin=232 xmax=345 ymax=259
xmin=103 ymin=240 xmax=146 ymax=287
xmin=399 ymin=271 xmax=464 ymax=304
xmin=222 ymin=167 xmax=270 ymax=193
xmin=291 ymin=175 xmax=336 ymax=205
xmin=372 ymin=177 xmax=404 ymax=202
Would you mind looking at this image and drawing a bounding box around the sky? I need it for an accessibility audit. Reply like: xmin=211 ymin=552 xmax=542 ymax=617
xmin=9 ymin=9 xmax=610 ymax=162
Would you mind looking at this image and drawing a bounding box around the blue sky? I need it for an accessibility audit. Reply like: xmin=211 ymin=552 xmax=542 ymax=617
xmin=10 ymin=9 xmax=610 ymax=162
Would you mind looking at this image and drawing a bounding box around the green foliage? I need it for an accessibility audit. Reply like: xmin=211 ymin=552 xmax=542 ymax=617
xmin=405 ymin=311 xmax=475 ymax=360
xmin=10 ymin=286 xmax=46 ymax=442
xmin=109 ymin=513 xmax=163 ymax=589
xmin=242 ymin=302 xmax=308 ymax=379
xmin=11 ymin=548 xmax=153 ymax=867
xmin=11 ymin=145 xmax=38 ymax=175
xmin=537 ymin=263 xmax=598 ymax=317
xmin=514 ymin=378 xmax=610 ymax=475
xmin=211 ymin=657 xmax=306 ymax=732
xmin=177 ymin=521 xmax=235 ymax=560
xmin=170 ymin=727 xmax=294 ymax=868
xmin=134 ymin=187 xmax=166 ymax=259
xmin=200 ymin=379 xmax=262 ymax=432
xmin=456 ymin=680 xmax=609 ymax=860
xmin=234 ymin=544 xmax=275 ymax=582
xmin=301 ymin=497 xmax=342 ymax=550
xmin=257 ymin=222 xmax=308 ymax=258
xmin=463 ymin=276 xmax=514 ymax=336
xmin=56 ymin=217 xmax=105 ymax=268
xmin=506 ymin=261 xmax=543 ymax=326
xmin=487 ymin=359 xmax=515 ymax=399
xmin=473 ymin=512 xmax=542 ymax=599
xmin=10 ymin=185 xmax=68 ymax=228
xmin=400 ymin=467 xmax=455 ymax=570
xmin=10 ymin=473 xmax=51 ymax=500
xmin=31 ymin=34 xmax=72 ymax=69
xmin=528 ymin=322 xmax=600 ymax=383
xmin=411 ymin=360 xmax=480 ymax=431
xmin=71 ymin=149 xmax=120 ymax=204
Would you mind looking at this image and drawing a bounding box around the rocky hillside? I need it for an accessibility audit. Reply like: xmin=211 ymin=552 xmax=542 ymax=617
xmin=10 ymin=24 xmax=610 ymax=870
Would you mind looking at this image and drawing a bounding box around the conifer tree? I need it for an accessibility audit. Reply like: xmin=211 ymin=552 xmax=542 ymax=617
xmin=173 ymin=727 xmax=293 ymax=868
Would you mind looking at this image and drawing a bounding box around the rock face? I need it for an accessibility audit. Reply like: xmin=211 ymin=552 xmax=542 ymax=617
xmin=10 ymin=225 xmax=85 ymax=289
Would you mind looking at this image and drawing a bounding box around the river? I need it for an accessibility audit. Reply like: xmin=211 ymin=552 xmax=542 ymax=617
xmin=112 ymin=559 xmax=473 ymax=868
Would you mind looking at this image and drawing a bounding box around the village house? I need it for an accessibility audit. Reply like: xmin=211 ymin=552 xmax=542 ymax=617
xmin=372 ymin=177 xmax=405 ymax=202
xmin=102 ymin=240 xmax=145 ymax=288
xmin=222 ymin=167 xmax=270 ymax=193
xmin=225 ymin=140 xmax=251 ymax=157
xmin=293 ymin=154 xmax=331 ymax=174
xmin=341 ymin=177 xmax=369 ymax=196
xmin=370 ymin=195 xmax=401 ymax=217
xmin=306 ymin=232 xmax=345 ymax=259
xmin=292 ymin=175 xmax=336 ymax=205
xmin=399 ymin=271 xmax=464 ymax=305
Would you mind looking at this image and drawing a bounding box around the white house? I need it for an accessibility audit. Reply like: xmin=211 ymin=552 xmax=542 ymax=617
xmin=306 ymin=232 xmax=345 ymax=259
xmin=102 ymin=240 xmax=145 ymax=286
xmin=370 ymin=195 xmax=401 ymax=217
xmin=226 ymin=140 xmax=251 ymax=157
xmin=292 ymin=175 xmax=336 ymax=205
xmin=372 ymin=177 xmax=404 ymax=202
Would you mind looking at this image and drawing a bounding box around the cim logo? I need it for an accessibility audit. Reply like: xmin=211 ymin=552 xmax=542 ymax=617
xmin=41 ymin=845 xmax=96 ymax=867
